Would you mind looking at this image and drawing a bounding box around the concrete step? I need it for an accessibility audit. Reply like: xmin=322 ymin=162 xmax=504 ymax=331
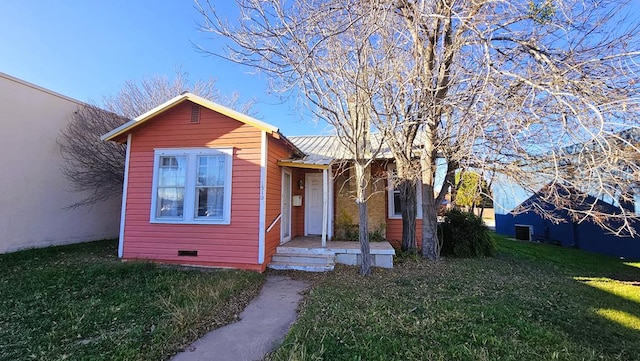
xmin=271 ymin=253 xmax=335 ymax=265
xmin=276 ymin=246 xmax=335 ymax=256
xmin=267 ymin=261 xmax=335 ymax=272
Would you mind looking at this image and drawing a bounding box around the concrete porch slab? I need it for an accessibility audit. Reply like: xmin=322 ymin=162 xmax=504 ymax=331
xmin=275 ymin=236 xmax=396 ymax=269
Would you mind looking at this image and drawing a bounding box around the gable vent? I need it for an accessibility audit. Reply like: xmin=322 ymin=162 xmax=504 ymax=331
xmin=190 ymin=105 xmax=201 ymax=123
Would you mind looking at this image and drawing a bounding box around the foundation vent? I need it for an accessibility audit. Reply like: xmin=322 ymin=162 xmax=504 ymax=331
xmin=178 ymin=250 xmax=198 ymax=257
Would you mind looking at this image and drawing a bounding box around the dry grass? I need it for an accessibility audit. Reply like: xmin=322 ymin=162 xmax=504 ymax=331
xmin=0 ymin=240 xmax=265 ymax=361
xmin=268 ymin=235 xmax=640 ymax=361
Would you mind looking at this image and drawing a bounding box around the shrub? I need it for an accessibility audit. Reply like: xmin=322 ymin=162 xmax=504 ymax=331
xmin=369 ymin=224 xmax=386 ymax=242
xmin=335 ymin=210 xmax=359 ymax=241
xmin=340 ymin=224 xmax=360 ymax=242
xmin=335 ymin=212 xmax=387 ymax=242
xmin=336 ymin=226 xmax=387 ymax=242
xmin=439 ymin=209 xmax=495 ymax=257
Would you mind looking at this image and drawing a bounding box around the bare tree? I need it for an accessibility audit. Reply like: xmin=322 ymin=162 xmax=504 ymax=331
xmin=196 ymin=0 xmax=400 ymax=274
xmin=59 ymin=106 xmax=128 ymax=208
xmin=365 ymin=13 xmax=423 ymax=253
xmin=356 ymin=1 xmax=488 ymax=257
xmin=384 ymin=0 xmax=640 ymax=259
xmin=480 ymin=1 xmax=639 ymax=236
xmin=59 ymin=71 xmax=252 ymax=208
xmin=199 ymin=0 xmax=640 ymax=265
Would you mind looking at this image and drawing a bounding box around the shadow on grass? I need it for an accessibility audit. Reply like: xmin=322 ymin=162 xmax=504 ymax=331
xmin=494 ymin=235 xmax=640 ymax=358
xmin=267 ymin=235 xmax=640 ymax=361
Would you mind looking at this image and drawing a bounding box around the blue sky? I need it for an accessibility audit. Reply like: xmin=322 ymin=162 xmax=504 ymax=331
xmin=0 ymin=1 xmax=326 ymax=136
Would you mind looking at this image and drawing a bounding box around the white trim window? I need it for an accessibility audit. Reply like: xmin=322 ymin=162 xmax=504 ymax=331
xmin=387 ymin=164 xmax=422 ymax=219
xmin=151 ymin=148 xmax=233 ymax=224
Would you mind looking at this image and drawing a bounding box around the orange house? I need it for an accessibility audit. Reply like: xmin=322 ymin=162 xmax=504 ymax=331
xmin=102 ymin=93 xmax=411 ymax=272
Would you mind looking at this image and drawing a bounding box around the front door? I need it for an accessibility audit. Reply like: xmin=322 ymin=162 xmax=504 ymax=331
xmin=305 ymin=173 xmax=323 ymax=235
xmin=281 ymin=169 xmax=292 ymax=244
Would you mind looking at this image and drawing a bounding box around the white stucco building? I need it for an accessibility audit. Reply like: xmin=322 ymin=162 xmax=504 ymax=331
xmin=0 ymin=72 xmax=120 ymax=253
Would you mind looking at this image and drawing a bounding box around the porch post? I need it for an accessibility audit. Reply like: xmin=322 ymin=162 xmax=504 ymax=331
xmin=328 ymin=167 xmax=334 ymax=241
xmin=322 ymin=168 xmax=328 ymax=247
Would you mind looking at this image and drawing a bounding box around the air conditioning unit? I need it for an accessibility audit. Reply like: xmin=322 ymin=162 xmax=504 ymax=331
xmin=514 ymin=224 xmax=533 ymax=241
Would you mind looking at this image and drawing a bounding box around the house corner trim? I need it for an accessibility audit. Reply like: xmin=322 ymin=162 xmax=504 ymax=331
xmin=118 ymin=134 xmax=132 ymax=258
xmin=258 ymin=131 xmax=267 ymax=264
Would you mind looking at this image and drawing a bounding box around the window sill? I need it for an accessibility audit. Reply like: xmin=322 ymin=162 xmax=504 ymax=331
xmin=150 ymin=219 xmax=231 ymax=225
xmin=387 ymin=215 xmax=422 ymax=220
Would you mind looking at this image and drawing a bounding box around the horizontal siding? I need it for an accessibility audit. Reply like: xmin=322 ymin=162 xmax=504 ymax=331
xmin=129 ymin=243 xmax=258 ymax=253
xmin=123 ymin=258 xmax=264 ymax=272
xmin=264 ymin=136 xmax=294 ymax=262
xmin=291 ymin=168 xmax=307 ymax=238
xmin=126 ymin=246 xmax=258 ymax=256
xmin=386 ymin=218 xmax=423 ymax=249
xmin=122 ymin=102 xmax=262 ymax=267
xmin=124 ymin=227 xmax=261 ymax=237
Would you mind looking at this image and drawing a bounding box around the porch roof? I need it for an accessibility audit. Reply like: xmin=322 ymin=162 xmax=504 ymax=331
xmin=279 ymin=134 xmax=402 ymax=168
xmin=282 ymin=135 xmax=342 ymax=167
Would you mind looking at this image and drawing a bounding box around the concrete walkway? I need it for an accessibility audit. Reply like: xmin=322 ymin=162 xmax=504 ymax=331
xmin=170 ymin=275 xmax=310 ymax=361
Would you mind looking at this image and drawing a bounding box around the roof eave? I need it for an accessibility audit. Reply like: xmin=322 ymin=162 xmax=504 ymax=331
xmin=277 ymin=160 xmax=331 ymax=170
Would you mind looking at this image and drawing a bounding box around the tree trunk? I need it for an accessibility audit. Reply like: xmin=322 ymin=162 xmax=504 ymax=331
xmin=420 ymin=142 xmax=440 ymax=260
xmin=450 ymin=179 xmax=458 ymax=210
xmin=398 ymin=177 xmax=417 ymax=252
xmin=354 ymin=161 xmax=372 ymax=275
xmin=421 ymin=179 xmax=440 ymax=260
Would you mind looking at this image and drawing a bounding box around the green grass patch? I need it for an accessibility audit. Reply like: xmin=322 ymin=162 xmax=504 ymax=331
xmin=269 ymin=234 xmax=640 ymax=361
xmin=0 ymin=240 xmax=265 ymax=361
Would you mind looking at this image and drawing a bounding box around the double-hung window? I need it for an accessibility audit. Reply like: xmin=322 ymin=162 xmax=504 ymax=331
xmin=151 ymin=148 xmax=232 ymax=224
xmin=387 ymin=164 xmax=422 ymax=219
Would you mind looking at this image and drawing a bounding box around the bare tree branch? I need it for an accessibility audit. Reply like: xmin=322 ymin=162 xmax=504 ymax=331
xmin=58 ymin=70 xmax=253 ymax=209
xmin=197 ymin=0 xmax=640 ymax=264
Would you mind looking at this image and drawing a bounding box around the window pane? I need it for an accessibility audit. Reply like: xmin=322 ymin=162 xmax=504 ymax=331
xmin=393 ymin=191 xmax=402 ymax=216
xmin=157 ymin=187 xmax=184 ymax=217
xmin=197 ymin=155 xmax=225 ymax=186
xmin=196 ymin=187 xmax=224 ymax=219
xmin=158 ymin=156 xmax=186 ymax=187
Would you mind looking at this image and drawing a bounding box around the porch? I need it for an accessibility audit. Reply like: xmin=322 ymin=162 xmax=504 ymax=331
xmin=267 ymin=236 xmax=396 ymax=272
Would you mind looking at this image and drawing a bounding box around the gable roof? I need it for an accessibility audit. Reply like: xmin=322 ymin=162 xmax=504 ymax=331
xmin=558 ymin=127 xmax=640 ymax=156
xmin=101 ymin=92 xmax=285 ymax=143
xmin=515 ymin=182 xmax=626 ymax=217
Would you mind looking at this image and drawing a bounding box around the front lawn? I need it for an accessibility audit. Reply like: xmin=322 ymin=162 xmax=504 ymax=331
xmin=0 ymin=240 xmax=265 ymax=361
xmin=269 ymin=235 xmax=640 ymax=361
